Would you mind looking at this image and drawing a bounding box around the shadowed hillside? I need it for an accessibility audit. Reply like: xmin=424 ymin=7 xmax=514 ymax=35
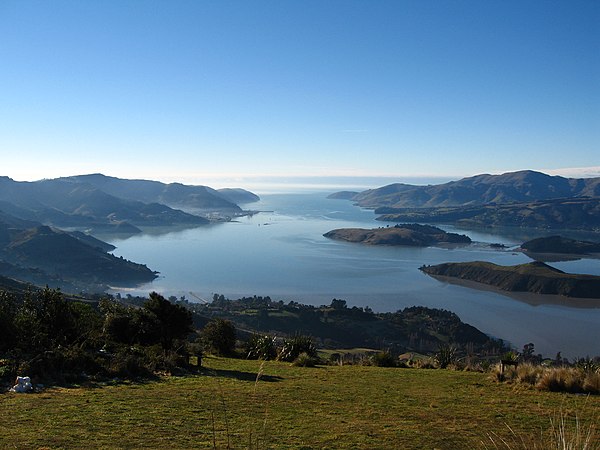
xmin=421 ymin=261 xmax=600 ymax=298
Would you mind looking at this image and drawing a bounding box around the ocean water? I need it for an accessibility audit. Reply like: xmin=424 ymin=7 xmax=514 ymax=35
xmin=106 ymin=193 xmax=600 ymax=358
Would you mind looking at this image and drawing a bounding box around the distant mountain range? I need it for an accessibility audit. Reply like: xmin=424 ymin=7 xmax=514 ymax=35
xmin=0 ymin=174 xmax=259 ymax=234
xmin=0 ymin=173 xmax=260 ymax=292
xmin=330 ymin=170 xmax=600 ymax=231
xmin=333 ymin=170 xmax=600 ymax=209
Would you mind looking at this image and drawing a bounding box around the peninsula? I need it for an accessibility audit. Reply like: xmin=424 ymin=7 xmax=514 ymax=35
xmin=520 ymin=236 xmax=600 ymax=256
xmin=420 ymin=261 xmax=600 ymax=299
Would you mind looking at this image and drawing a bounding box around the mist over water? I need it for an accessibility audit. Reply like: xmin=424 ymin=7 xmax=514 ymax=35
xmin=107 ymin=193 xmax=600 ymax=358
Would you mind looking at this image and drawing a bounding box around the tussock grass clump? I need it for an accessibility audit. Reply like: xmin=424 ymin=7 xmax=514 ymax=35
xmin=516 ymin=363 xmax=544 ymax=385
xmin=583 ymin=372 xmax=600 ymax=395
xmin=536 ymin=367 xmax=584 ymax=394
xmin=483 ymin=411 xmax=598 ymax=450
xmin=492 ymin=361 xmax=599 ymax=395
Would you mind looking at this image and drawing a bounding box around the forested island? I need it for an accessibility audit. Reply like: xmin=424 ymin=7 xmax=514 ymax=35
xmin=323 ymin=223 xmax=471 ymax=246
xmin=420 ymin=261 xmax=600 ymax=299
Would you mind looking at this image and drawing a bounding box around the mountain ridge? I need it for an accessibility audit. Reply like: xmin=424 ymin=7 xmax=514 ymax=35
xmin=0 ymin=174 xmax=260 ymax=233
xmin=334 ymin=170 xmax=600 ymax=209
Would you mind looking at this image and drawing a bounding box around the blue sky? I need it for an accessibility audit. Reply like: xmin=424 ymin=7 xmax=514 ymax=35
xmin=0 ymin=1 xmax=598 ymax=189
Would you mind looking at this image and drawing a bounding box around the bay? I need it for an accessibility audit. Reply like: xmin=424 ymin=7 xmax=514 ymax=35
xmin=106 ymin=193 xmax=600 ymax=358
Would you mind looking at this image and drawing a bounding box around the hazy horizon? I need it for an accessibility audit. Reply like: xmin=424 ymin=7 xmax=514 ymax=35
xmin=1 ymin=1 xmax=598 ymax=184
xmin=3 ymin=167 xmax=600 ymax=196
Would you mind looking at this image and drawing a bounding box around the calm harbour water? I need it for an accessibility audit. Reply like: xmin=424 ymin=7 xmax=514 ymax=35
xmin=106 ymin=193 xmax=600 ymax=358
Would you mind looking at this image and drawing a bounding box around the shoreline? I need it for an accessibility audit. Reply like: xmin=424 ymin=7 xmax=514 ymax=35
xmin=427 ymin=274 xmax=600 ymax=309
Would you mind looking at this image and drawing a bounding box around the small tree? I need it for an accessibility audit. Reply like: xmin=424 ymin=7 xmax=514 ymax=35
xmin=330 ymin=299 xmax=347 ymax=310
xmin=201 ymin=319 xmax=236 ymax=356
xmin=143 ymin=292 xmax=193 ymax=349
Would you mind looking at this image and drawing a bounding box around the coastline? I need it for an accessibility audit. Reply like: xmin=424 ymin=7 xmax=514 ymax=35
xmin=427 ymin=274 xmax=600 ymax=309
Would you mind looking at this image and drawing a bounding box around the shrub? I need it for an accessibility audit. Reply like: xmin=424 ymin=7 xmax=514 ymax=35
xmin=435 ymin=344 xmax=458 ymax=369
xmin=414 ymin=358 xmax=436 ymax=369
xmin=371 ymin=351 xmax=396 ymax=368
xmin=574 ymin=357 xmax=600 ymax=374
xmin=278 ymin=334 xmax=317 ymax=362
xmin=292 ymin=352 xmax=319 ymax=367
xmin=107 ymin=347 xmax=153 ymax=379
xmin=201 ymin=319 xmax=237 ymax=356
xmin=245 ymin=334 xmax=277 ymax=360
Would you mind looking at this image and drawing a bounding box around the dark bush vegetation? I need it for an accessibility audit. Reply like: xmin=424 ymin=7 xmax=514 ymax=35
xmin=0 ymin=288 xmax=194 ymax=384
xmin=200 ymin=318 xmax=237 ymax=356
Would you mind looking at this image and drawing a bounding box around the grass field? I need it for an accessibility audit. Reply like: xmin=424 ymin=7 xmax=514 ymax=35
xmin=1 ymin=356 xmax=598 ymax=449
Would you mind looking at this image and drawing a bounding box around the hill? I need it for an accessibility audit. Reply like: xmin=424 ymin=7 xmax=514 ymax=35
xmin=521 ymin=235 xmax=600 ymax=255
xmin=0 ymin=176 xmax=208 ymax=233
xmin=375 ymin=197 xmax=600 ymax=231
xmin=184 ymin=294 xmax=498 ymax=353
xmin=323 ymin=223 xmax=471 ymax=246
xmin=420 ymin=261 xmax=600 ymax=298
xmin=65 ymin=173 xmax=258 ymax=211
xmin=334 ymin=170 xmax=600 ymax=209
xmin=216 ymin=188 xmax=260 ymax=204
xmin=2 ymin=357 xmax=598 ymax=449
xmin=0 ymin=214 xmax=156 ymax=291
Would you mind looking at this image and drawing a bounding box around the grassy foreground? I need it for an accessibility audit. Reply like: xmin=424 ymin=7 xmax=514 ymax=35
xmin=1 ymin=357 xmax=598 ymax=449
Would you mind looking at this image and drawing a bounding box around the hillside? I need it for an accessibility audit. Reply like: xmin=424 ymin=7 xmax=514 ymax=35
xmin=184 ymin=295 xmax=498 ymax=353
xmin=0 ymin=215 xmax=156 ymax=291
xmin=375 ymin=197 xmax=600 ymax=231
xmin=216 ymin=188 xmax=260 ymax=204
xmin=65 ymin=173 xmax=258 ymax=211
xmin=0 ymin=176 xmax=208 ymax=233
xmin=334 ymin=170 xmax=600 ymax=209
xmin=324 ymin=223 xmax=471 ymax=247
xmin=2 ymin=357 xmax=598 ymax=449
xmin=521 ymin=235 xmax=600 ymax=255
xmin=420 ymin=261 xmax=600 ymax=298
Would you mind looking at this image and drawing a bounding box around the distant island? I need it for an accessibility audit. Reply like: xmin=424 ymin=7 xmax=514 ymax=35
xmin=420 ymin=261 xmax=600 ymax=299
xmin=329 ymin=170 xmax=600 ymax=231
xmin=324 ymin=224 xmax=471 ymax=247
